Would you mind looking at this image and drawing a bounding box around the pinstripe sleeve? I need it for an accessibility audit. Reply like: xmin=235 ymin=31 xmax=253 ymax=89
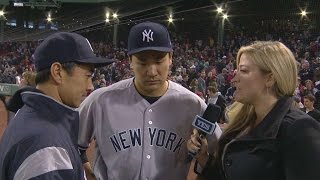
xmin=77 ymin=92 xmax=97 ymax=163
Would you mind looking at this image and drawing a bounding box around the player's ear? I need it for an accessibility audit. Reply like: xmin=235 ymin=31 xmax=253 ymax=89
xmin=50 ymin=62 xmax=64 ymax=84
xmin=168 ymin=52 xmax=173 ymax=65
xmin=128 ymin=55 xmax=133 ymax=69
xmin=128 ymin=55 xmax=132 ymax=63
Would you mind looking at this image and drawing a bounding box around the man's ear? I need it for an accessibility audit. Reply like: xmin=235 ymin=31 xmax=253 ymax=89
xmin=50 ymin=62 xmax=63 ymax=84
xmin=128 ymin=56 xmax=133 ymax=69
xmin=128 ymin=55 xmax=132 ymax=63
xmin=168 ymin=52 xmax=173 ymax=65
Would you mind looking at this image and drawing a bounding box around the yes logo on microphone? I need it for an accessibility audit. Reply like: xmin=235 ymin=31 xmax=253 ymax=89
xmin=192 ymin=115 xmax=216 ymax=135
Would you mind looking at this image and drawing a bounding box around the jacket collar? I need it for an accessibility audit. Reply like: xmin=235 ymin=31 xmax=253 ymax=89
xmin=6 ymin=86 xmax=41 ymax=112
xmin=21 ymin=91 xmax=77 ymax=113
xmin=240 ymin=96 xmax=293 ymax=140
xmin=21 ymin=90 xmax=79 ymax=144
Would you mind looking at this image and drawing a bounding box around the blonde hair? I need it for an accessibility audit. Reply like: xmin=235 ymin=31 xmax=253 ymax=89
xmin=222 ymin=41 xmax=298 ymax=142
xmin=189 ymin=78 xmax=198 ymax=87
xmin=22 ymin=71 xmax=36 ymax=87
xmin=207 ymin=83 xmax=218 ymax=93
xmin=225 ymin=102 xmax=243 ymax=122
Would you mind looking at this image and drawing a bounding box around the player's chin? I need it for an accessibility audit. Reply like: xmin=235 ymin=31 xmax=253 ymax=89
xmin=72 ymin=97 xmax=85 ymax=108
xmin=145 ymin=84 xmax=159 ymax=90
xmin=145 ymin=80 xmax=161 ymax=86
xmin=143 ymin=84 xmax=160 ymax=91
xmin=80 ymin=96 xmax=87 ymax=104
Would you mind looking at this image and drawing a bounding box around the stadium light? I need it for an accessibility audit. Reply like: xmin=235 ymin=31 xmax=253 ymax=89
xmin=217 ymin=7 xmax=223 ymax=14
xmin=168 ymin=13 xmax=173 ymax=23
xmin=105 ymin=18 xmax=110 ymax=23
xmin=223 ymin=14 xmax=228 ymax=20
xmin=300 ymin=10 xmax=307 ymax=16
xmin=47 ymin=14 xmax=52 ymax=22
xmin=0 ymin=10 xmax=4 ymax=16
xmin=106 ymin=12 xmax=110 ymax=18
xmin=112 ymin=13 xmax=118 ymax=19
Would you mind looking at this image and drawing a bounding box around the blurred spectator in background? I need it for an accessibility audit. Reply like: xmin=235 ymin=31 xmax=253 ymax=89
xmin=206 ymin=84 xmax=226 ymax=123
xmin=19 ymin=71 xmax=36 ymax=87
xmin=225 ymin=82 xmax=236 ymax=105
xmin=303 ymin=94 xmax=320 ymax=122
xmin=299 ymin=61 xmax=314 ymax=85
xmin=179 ymin=74 xmax=189 ymax=89
xmin=198 ymin=69 xmax=207 ymax=96
xmin=313 ymin=69 xmax=320 ymax=110
xmin=302 ymin=79 xmax=316 ymax=96
xmin=189 ymin=78 xmax=199 ymax=93
xmin=216 ymin=68 xmax=228 ymax=94
xmin=1 ymin=18 xmax=320 ymax=119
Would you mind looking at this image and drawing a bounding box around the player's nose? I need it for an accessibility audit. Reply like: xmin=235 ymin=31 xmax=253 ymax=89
xmin=87 ymin=79 xmax=94 ymax=92
xmin=146 ymin=64 xmax=157 ymax=77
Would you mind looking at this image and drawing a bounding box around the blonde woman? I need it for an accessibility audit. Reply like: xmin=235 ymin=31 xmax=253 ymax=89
xmin=20 ymin=71 xmax=36 ymax=87
xmin=7 ymin=71 xmax=36 ymax=115
xmin=189 ymin=78 xmax=200 ymax=93
xmin=187 ymin=41 xmax=320 ymax=180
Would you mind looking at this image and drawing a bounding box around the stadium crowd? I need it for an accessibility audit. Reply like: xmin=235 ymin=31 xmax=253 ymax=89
xmin=1 ymin=20 xmax=320 ymax=118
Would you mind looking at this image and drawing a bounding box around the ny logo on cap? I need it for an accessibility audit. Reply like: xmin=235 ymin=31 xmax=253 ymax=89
xmin=142 ymin=29 xmax=154 ymax=42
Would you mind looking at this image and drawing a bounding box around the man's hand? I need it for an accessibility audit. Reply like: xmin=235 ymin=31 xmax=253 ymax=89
xmin=83 ymin=162 xmax=96 ymax=180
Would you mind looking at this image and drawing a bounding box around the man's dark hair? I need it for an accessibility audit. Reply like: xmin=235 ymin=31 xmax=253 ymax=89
xmin=35 ymin=62 xmax=78 ymax=85
xmin=182 ymin=74 xmax=188 ymax=79
xmin=314 ymin=68 xmax=320 ymax=81
xmin=208 ymin=85 xmax=218 ymax=93
xmin=304 ymin=93 xmax=316 ymax=103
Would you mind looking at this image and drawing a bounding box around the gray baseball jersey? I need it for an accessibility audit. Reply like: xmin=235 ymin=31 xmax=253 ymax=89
xmin=78 ymin=78 xmax=222 ymax=180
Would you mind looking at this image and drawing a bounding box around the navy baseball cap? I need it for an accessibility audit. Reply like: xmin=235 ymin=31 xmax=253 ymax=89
xmin=127 ymin=21 xmax=173 ymax=55
xmin=33 ymin=32 xmax=115 ymax=72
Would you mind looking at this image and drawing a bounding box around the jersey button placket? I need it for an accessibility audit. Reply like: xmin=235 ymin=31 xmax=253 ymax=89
xmin=147 ymin=109 xmax=152 ymax=161
xmin=148 ymin=109 xmax=153 ymax=125
xmin=144 ymin=108 xmax=153 ymax=179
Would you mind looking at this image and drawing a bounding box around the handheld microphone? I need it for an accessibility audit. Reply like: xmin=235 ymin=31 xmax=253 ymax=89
xmin=188 ymin=103 xmax=221 ymax=160
xmin=192 ymin=103 xmax=221 ymax=137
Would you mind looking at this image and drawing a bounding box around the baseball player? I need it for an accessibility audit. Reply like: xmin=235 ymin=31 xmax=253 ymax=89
xmin=0 ymin=32 xmax=114 ymax=180
xmin=78 ymin=21 xmax=222 ymax=180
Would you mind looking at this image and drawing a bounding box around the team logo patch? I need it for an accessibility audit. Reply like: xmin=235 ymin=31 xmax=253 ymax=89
xmin=110 ymin=128 xmax=185 ymax=153
xmin=192 ymin=115 xmax=216 ymax=135
xmin=142 ymin=29 xmax=154 ymax=42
